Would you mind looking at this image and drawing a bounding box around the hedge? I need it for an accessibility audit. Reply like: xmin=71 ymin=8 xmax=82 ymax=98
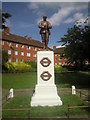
xmin=54 ymin=65 xmax=68 ymax=72
xmin=4 ymin=62 xmax=32 ymax=73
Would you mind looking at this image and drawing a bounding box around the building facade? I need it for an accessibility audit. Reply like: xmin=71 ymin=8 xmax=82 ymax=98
xmin=1 ymin=27 xmax=67 ymax=65
xmin=53 ymin=46 xmax=67 ymax=65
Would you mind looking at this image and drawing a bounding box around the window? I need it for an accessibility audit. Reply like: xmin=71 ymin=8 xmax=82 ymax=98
xmin=39 ymin=48 xmax=41 ymax=50
xmin=55 ymin=62 xmax=57 ymax=65
xmin=21 ymin=51 xmax=24 ymax=56
xmin=8 ymin=50 xmax=11 ymax=55
xmin=33 ymin=53 xmax=36 ymax=57
xmin=8 ymin=58 xmax=11 ymax=62
xmin=21 ymin=59 xmax=24 ymax=62
xmin=1 ymin=41 xmax=4 ymax=45
xmin=64 ymin=58 xmax=66 ymax=60
xmin=15 ymin=50 xmax=18 ymax=55
xmin=21 ymin=45 xmax=24 ymax=48
xmin=27 ymin=45 xmax=30 ymax=50
xmin=59 ymin=58 xmax=61 ymax=61
xmin=15 ymin=44 xmax=18 ymax=48
xmin=33 ymin=47 xmax=36 ymax=51
xmin=59 ymin=62 xmax=61 ymax=65
xmin=63 ymin=61 xmax=65 ymax=65
xmin=27 ymin=52 xmax=30 ymax=57
xmin=15 ymin=58 xmax=18 ymax=62
xmin=8 ymin=42 xmax=11 ymax=46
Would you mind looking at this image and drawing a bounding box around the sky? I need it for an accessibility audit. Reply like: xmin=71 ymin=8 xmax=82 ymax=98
xmin=2 ymin=2 xmax=88 ymax=48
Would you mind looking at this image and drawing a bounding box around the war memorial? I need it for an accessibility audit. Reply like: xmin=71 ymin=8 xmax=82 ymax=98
xmin=31 ymin=16 xmax=62 ymax=106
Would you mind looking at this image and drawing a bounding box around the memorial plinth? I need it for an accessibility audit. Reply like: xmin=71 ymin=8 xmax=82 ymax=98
xmin=31 ymin=51 xmax=62 ymax=106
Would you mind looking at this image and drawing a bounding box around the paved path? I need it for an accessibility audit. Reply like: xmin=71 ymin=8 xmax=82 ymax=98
xmin=2 ymin=88 xmax=89 ymax=97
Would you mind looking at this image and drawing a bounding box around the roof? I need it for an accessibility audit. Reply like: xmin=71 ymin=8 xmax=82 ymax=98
xmin=2 ymin=32 xmax=43 ymax=48
xmin=54 ymin=47 xmax=66 ymax=54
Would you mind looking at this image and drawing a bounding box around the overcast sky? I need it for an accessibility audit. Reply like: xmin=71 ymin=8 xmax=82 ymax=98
xmin=2 ymin=2 xmax=88 ymax=47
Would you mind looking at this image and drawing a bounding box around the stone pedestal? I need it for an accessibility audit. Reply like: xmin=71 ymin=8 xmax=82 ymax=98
xmin=31 ymin=51 xmax=62 ymax=106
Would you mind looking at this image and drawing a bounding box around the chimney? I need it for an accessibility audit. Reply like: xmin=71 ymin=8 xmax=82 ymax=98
xmin=29 ymin=36 xmax=32 ymax=40
xmin=25 ymin=35 xmax=28 ymax=39
xmin=53 ymin=46 xmax=56 ymax=50
xmin=4 ymin=27 xmax=10 ymax=34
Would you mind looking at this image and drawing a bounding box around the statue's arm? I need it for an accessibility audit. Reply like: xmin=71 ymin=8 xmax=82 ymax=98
xmin=48 ymin=22 xmax=52 ymax=29
xmin=38 ymin=22 xmax=44 ymax=28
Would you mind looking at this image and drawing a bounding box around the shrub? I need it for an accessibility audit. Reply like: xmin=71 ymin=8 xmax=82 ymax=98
xmin=24 ymin=61 xmax=37 ymax=68
xmin=54 ymin=65 xmax=68 ymax=72
xmin=24 ymin=61 xmax=37 ymax=72
xmin=2 ymin=50 xmax=9 ymax=65
xmin=4 ymin=62 xmax=15 ymax=72
xmin=12 ymin=62 xmax=31 ymax=72
xmin=4 ymin=62 xmax=31 ymax=73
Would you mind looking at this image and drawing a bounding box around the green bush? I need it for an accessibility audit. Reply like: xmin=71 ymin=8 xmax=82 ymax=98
xmin=2 ymin=50 xmax=9 ymax=65
xmin=4 ymin=62 xmax=31 ymax=73
xmin=24 ymin=61 xmax=37 ymax=68
xmin=54 ymin=65 xmax=68 ymax=72
xmin=24 ymin=61 xmax=37 ymax=71
xmin=4 ymin=62 xmax=15 ymax=72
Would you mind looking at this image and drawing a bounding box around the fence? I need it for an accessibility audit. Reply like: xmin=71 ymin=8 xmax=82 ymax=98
xmin=2 ymin=89 xmax=89 ymax=118
xmin=77 ymin=90 xmax=89 ymax=101
xmin=67 ymin=104 xmax=89 ymax=118
xmin=2 ymin=92 xmax=10 ymax=105
xmin=2 ymin=107 xmax=30 ymax=118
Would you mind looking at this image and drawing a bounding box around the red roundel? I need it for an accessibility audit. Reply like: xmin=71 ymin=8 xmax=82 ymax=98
xmin=40 ymin=71 xmax=52 ymax=81
xmin=40 ymin=57 xmax=51 ymax=67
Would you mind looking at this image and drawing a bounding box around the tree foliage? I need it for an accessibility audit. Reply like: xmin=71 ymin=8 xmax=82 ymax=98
xmin=2 ymin=49 xmax=9 ymax=65
xmin=60 ymin=18 xmax=89 ymax=67
xmin=2 ymin=12 xmax=11 ymax=29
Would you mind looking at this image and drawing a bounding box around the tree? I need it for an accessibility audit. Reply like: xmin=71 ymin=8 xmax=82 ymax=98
xmin=2 ymin=49 xmax=9 ymax=65
xmin=2 ymin=12 xmax=11 ymax=29
xmin=59 ymin=18 xmax=89 ymax=68
xmin=83 ymin=25 xmax=90 ymax=62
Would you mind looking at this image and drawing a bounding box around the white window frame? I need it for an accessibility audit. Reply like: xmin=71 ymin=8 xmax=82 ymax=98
xmin=15 ymin=50 xmax=18 ymax=55
xmin=15 ymin=58 xmax=18 ymax=62
xmin=21 ymin=51 xmax=24 ymax=56
xmin=59 ymin=58 xmax=61 ymax=61
xmin=21 ymin=45 xmax=24 ymax=48
xmin=8 ymin=50 xmax=11 ymax=55
xmin=55 ymin=62 xmax=57 ymax=65
xmin=27 ymin=52 xmax=30 ymax=57
xmin=39 ymin=48 xmax=40 ymax=50
xmin=33 ymin=53 xmax=36 ymax=57
xmin=59 ymin=62 xmax=61 ymax=65
xmin=8 ymin=58 xmax=11 ymax=62
xmin=27 ymin=45 xmax=30 ymax=50
xmin=8 ymin=42 xmax=11 ymax=46
xmin=21 ymin=59 xmax=24 ymax=62
xmin=33 ymin=47 xmax=36 ymax=51
xmin=33 ymin=47 xmax=37 ymax=51
xmin=15 ymin=43 xmax=18 ymax=48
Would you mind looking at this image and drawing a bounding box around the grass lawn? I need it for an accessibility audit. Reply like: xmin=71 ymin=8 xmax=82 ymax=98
xmin=2 ymin=96 xmax=30 ymax=118
xmin=2 ymin=94 xmax=88 ymax=118
xmin=2 ymin=71 xmax=89 ymax=89
xmin=2 ymin=72 xmax=37 ymax=89
xmin=55 ymin=71 xmax=89 ymax=88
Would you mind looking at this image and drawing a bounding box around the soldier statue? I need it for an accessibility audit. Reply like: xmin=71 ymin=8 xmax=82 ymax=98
xmin=38 ymin=16 xmax=52 ymax=49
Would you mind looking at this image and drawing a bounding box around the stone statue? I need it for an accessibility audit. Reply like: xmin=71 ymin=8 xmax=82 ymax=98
xmin=38 ymin=16 xmax=52 ymax=49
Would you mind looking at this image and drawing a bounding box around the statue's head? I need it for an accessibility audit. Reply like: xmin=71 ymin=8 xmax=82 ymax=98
xmin=43 ymin=16 xmax=47 ymax=21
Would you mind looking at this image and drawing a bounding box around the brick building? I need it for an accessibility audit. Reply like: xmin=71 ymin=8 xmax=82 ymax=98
xmin=1 ymin=27 xmax=67 ymax=65
xmin=53 ymin=46 xmax=67 ymax=65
